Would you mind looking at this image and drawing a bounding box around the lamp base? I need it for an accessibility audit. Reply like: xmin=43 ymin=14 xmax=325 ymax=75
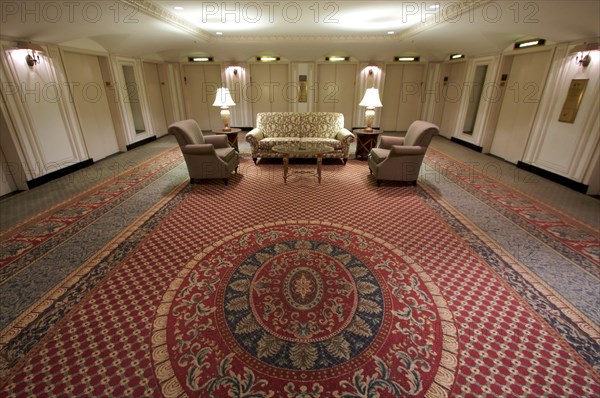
xmin=220 ymin=108 xmax=231 ymax=132
xmin=364 ymin=108 xmax=375 ymax=132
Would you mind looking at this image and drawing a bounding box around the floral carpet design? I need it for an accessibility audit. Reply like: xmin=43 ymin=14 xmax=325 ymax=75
xmin=153 ymin=222 xmax=456 ymax=396
xmin=0 ymin=144 xmax=598 ymax=397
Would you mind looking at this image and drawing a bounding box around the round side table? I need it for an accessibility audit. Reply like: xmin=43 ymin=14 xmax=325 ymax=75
xmin=213 ymin=128 xmax=242 ymax=152
xmin=353 ymin=129 xmax=381 ymax=160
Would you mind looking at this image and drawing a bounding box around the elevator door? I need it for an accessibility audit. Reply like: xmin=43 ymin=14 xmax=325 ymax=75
xmin=317 ymin=63 xmax=356 ymax=130
xmin=490 ymin=51 xmax=552 ymax=163
xmin=381 ymin=64 xmax=425 ymax=131
xmin=182 ymin=64 xmax=223 ymax=131
xmin=63 ymin=52 xmax=119 ymax=161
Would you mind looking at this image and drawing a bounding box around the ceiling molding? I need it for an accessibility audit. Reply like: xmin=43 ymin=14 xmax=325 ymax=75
xmin=398 ymin=0 xmax=494 ymax=42
xmin=120 ymin=0 xmax=211 ymax=41
xmin=215 ymin=34 xmax=400 ymax=43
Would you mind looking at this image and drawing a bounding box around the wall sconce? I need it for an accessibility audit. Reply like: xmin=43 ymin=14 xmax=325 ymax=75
xmin=572 ymin=43 xmax=597 ymax=68
xmin=17 ymin=41 xmax=44 ymax=67
xmin=227 ymin=66 xmax=240 ymax=77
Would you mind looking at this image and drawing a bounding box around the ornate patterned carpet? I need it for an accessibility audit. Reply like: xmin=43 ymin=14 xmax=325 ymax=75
xmin=0 ymin=146 xmax=598 ymax=397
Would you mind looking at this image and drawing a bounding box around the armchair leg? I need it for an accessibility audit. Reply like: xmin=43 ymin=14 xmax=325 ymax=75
xmin=253 ymin=157 xmax=257 ymax=164
xmin=223 ymin=178 xmax=229 ymax=185
xmin=343 ymin=158 xmax=348 ymax=165
xmin=412 ymin=180 xmax=417 ymax=186
xmin=376 ymin=180 xmax=381 ymax=187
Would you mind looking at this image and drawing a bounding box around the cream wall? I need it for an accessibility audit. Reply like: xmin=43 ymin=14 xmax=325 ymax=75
xmin=524 ymin=43 xmax=600 ymax=189
xmin=1 ymin=40 xmax=598 ymax=195
xmin=0 ymin=43 xmax=88 ymax=186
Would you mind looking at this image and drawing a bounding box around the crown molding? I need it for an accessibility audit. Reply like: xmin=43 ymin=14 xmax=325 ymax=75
xmin=122 ymin=0 xmax=491 ymax=45
xmin=120 ymin=0 xmax=211 ymax=41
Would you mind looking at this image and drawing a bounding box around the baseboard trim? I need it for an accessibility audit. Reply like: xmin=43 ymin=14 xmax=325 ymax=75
xmin=126 ymin=136 xmax=157 ymax=151
xmin=450 ymin=137 xmax=483 ymax=152
xmin=27 ymin=159 xmax=94 ymax=189
xmin=517 ymin=161 xmax=588 ymax=193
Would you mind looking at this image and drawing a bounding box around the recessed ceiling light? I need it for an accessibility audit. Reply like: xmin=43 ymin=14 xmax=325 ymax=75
xmin=216 ymin=32 xmax=223 ymax=35
xmin=173 ymin=6 xmax=184 ymax=11
xmin=387 ymin=31 xmax=395 ymax=35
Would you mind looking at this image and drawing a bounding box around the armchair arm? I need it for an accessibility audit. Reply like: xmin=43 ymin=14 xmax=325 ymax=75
xmin=204 ymin=134 xmax=229 ymax=148
xmin=336 ymin=128 xmax=355 ymax=143
xmin=181 ymin=144 xmax=218 ymax=156
xmin=389 ymin=145 xmax=426 ymax=157
xmin=378 ymin=136 xmax=405 ymax=149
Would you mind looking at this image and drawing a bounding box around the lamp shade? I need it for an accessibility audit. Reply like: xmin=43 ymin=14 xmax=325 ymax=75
xmin=359 ymin=88 xmax=383 ymax=107
xmin=213 ymin=88 xmax=236 ymax=107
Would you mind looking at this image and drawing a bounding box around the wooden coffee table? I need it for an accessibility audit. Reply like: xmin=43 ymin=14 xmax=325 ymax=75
xmin=272 ymin=145 xmax=334 ymax=183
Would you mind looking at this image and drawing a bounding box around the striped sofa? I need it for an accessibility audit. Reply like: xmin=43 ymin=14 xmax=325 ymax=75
xmin=245 ymin=112 xmax=354 ymax=164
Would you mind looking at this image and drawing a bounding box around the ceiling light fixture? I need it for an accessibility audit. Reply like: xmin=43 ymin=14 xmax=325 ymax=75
xmin=173 ymin=6 xmax=184 ymax=11
xmin=514 ymin=39 xmax=545 ymax=49
xmin=450 ymin=53 xmax=464 ymax=60
xmin=257 ymin=56 xmax=280 ymax=62
xmin=326 ymin=56 xmax=349 ymax=62
xmin=394 ymin=56 xmax=420 ymax=62
xmin=189 ymin=57 xmax=213 ymax=62
xmin=387 ymin=31 xmax=395 ymax=35
xmin=216 ymin=32 xmax=223 ymax=36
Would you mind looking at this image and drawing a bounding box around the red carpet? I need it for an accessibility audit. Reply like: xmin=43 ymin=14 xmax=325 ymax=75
xmin=1 ymin=151 xmax=598 ymax=397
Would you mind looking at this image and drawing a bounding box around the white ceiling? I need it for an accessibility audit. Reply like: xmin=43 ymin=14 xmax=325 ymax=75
xmin=1 ymin=0 xmax=599 ymax=62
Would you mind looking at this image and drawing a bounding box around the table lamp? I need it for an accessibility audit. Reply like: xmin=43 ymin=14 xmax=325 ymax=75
xmin=359 ymin=88 xmax=383 ymax=132
xmin=213 ymin=88 xmax=236 ymax=131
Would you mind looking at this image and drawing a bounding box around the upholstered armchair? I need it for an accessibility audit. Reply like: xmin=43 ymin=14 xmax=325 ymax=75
xmin=168 ymin=119 xmax=239 ymax=185
xmin=368 ymin=121 xmax=439 ymax=186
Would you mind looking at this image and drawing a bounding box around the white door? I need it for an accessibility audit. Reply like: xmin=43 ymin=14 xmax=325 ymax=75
xmin=0 ymin=145 xmax=17 ymax=197
xmin=381 ymin=64 xmax=425 ymax=131
xmin=182 ymin=64 xmax=223 ymax=131
xmin=249 ymin=63 xmax=290 ymax=125
xmin=143 ymin=62 xmax=168 ymax=136
xmin=490 ymin=51 xmax=552 ymax=163
xmin=62 ymin=52 xmax=119 ymax=161
xmin=317 ymin=63 xmax=356 ymax=130
xmin=438 ymin=62 xmax=467 ymax=138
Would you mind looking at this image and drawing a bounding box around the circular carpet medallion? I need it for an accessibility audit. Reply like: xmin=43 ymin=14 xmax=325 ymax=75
xmin=153 ymin=222 xmax=458 ymax=397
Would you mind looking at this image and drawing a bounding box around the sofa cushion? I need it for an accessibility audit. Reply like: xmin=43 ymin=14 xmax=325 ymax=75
xmin=257 ymin=112 xmax=344 ymax=139
xmin=257 ymin=112 xmax=300 ymax=138
xmin=299 ymin=112 xmax=343 ymax=139
xmin=258 ymin=137 xmax=343 ymax=151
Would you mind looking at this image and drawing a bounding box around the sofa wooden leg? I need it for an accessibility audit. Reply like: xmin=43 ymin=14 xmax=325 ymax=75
xmin=376 ymin=180 xmax=381 ymax=187
xmin=223 ymin=178 xmax=229 ymax=185
xmin=343 ymin=158 xmax=348 ymax=165
xmin=252 ymin=157 xmax=257 ymax=164
xmin=412 ymin=180 xmax=417 ymax=186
